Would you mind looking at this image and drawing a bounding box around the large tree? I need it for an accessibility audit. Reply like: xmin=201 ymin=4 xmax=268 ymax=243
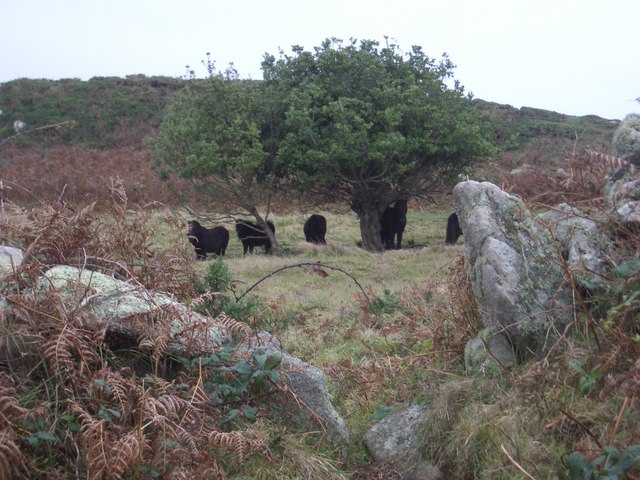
xmin=152 ymin=60 xmax=283 ymax=254
xmin=263 ymin=38 xmax=495 ymax=251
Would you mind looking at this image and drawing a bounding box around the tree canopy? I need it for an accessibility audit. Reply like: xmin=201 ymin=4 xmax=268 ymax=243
xmin=152 ymin=61 xmax=283 ymax=254
xmin=263 ymin=38 xmax=495 ymax=250
xmin=153 ymin=39 xmax=495 ymax=252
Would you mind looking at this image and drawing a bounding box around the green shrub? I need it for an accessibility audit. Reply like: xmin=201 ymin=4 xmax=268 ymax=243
xmin=560 ymin=445 xmax=640 ymax=480
xmin=369 ymin=289 xmax=400 ymax=317
xmin=204 ymin=258 xmax=233 ymax=293
xmin=612 ymin=113 xmax=640 ymax=165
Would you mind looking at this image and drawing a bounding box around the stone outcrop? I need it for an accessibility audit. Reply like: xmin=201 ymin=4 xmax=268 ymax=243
xmin=2 ymin=259 xmax=349 ymax=449
xmin=541 ymin=203 xmax=609 ymax=290
xmin=36 ymin=265 xmax=229 ymax=357
xmin=612 ymin=113 xmax=640 ymax=166
xmin=363 ymin=405 xmax=443 ymax=480
xmin=453 ymin=181 xmax=573 ymax=360
xmin=605 ymin=164 xmax=640 ymax=228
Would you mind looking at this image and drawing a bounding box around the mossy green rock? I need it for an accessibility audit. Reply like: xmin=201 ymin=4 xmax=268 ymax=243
xmin=36 ymin=265 xmax=229 ymax=356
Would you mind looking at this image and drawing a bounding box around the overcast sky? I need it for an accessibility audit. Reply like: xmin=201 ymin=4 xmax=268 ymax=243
xmin=2 ymin=0 xmax=638 ymax=120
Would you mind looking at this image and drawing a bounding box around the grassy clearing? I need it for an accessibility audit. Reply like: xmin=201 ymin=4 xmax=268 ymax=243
xmin=180 ymin=208 xmax=481 ymax=466
xmin=176 ymin=203 xmax=640 ymax=478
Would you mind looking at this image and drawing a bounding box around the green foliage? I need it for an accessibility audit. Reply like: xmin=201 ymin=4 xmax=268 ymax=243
xmin=560 ymin=445 xmax=640 ymax=480
xmin=369 ymin=288 xmax=400 ymax=317
xmin=613 ymin=113 xmax=640 ymax=165
xmin=152 ymin=60 xmax=277 ymax=216
xmin=0 ymin=76 xmax=184 ymax=147
xmin=179 ymin=345 xmax=282 ymax=424
xmin=204 ymin=258 xmax=233 ymax=293
xmin=570 ymin=359 xmax=602 ymax=394
xmin=371 ymin=406 xmax=393 ymax=421
xmin=473 ymin=100 xmax=617 ymax=160
xmin=262 ymin=37 xmax=496 ymax=250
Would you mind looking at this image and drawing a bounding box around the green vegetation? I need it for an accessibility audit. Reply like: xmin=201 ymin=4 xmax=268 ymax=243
xmin=0 ymin=75 xmax=184 ymax=148
xmin=0 ymin=52 xmax=636 ymax=479
xmin=473 ymin=100 xmax=618 ymax=167
xmin=152 ymin=39 xmax=496 ymax=251
xmin=1 ymin=188 xmax=639 ymax=478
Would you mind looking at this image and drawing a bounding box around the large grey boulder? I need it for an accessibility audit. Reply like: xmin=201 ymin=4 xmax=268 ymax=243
xmin=28 ymin=266 xmax=350 ymax=448
xmin=36 ymin=265 xmax=230 ymax=356
xmin=607 ymin=175 xmax=640 ymax=227
xmin=541 ymin=204 xmax=609 ymax=290
xmin=604 ymin=154 xmax=640 ymax=228
xmin=453 ymin=181 xmax=573 ymax=360
xmin=612 ymin=113 xmax=640 ymax=166
xmin=363 ymin=405 xmax=443 ymax=480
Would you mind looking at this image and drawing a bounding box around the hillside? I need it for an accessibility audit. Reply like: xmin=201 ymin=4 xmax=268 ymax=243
xmin=0 ymin=76 xmax=620 ymax=205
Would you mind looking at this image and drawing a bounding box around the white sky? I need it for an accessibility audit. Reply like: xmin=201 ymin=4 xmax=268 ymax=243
xmin=2 ymin=0 xmax=638 ymax=120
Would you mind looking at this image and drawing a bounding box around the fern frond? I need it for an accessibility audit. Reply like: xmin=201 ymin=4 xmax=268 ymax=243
xmin=144 ymin=394 xmax=192 ymax=421
xmin=0 ymin=430 xmax=28 ymax=480
xmin=170 ymin=423 xmax=197 ymax=452
xmin=107 ymin=431 xmax=145 ymax=478
xmin=208 ymin=430 xmax=269 ymax=463
xmin=71 ymin=402 xmax=110 ymax=478
xmin=587 ymin=149 xmax=637 ymax=175
xmin=146 ymin=375 xmax=175 ymax=397
xmin=42 ymin=327 xmax=76 ymax=375
xmin=0 ymin=374 xmax=28 ymax=428
xmin=217 ymin=313 xmax=253 ymax=338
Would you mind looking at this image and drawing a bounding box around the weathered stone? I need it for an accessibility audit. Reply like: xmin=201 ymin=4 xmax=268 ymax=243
xmin=605 ymin=167 xmax=640 ymax=210
xmin=239 ymin=332 xmax=350 ymax=449
xmin=363 ymin=405 xmax=443 ymax=480
xmin=36 ymin=265 xmax=229 ymax=356
xmin=29 ymin=266 xmax=350 ymax=449
xmin=0 ymin=245 xmax=23 ymax=278
xmin=0 ymin=246 xmax=24 ymax=309
xmin=617 ymin=200 xmax=640 ymax=225
xmin=453 ymin=181 xmax=573 ymax=359
xmin=604 ymin=162 xmax=640 ymax=230
xmin=612 ymin=113 xmax=640 ymax=166
xmin=465 ymin=327 xmax=517 ymax=373
xmin=541 ymin=204 xmax=609 ymax=290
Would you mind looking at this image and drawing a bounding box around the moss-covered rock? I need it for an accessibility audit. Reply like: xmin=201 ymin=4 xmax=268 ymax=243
xmin=453 ymin=181 xmax=572 ymax=361
xmin=36 ymin=265 xmax=229 ymax=356
xmin=612 ymin=113 xmax=640 ymax=165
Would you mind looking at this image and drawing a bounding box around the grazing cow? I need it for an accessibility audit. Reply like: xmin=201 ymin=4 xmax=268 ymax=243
xmin=235 ymin=220 xmax=276 ymax=254
xmin=187 ymin=220 xmax=229 ymax=260
xmin=304 ymin=214 xmax=327 ymax=245
xmin=380 ymin=199 xmax=408 ymax=250
xmin=445 ymin=212 xmax=463 ymax=245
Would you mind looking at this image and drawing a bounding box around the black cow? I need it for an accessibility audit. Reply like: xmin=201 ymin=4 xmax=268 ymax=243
xmin=380 ymin=199 xmax=408 ymax=250
xmin=187 ymin=220 xmax=229 ymax=260
xmin=304 ymin=214 xmax=327 ymax=245
xmin=235 ymin=220 xmax=276 ymax=254
xmin=445 ymin=212 xmax=463 ymax=245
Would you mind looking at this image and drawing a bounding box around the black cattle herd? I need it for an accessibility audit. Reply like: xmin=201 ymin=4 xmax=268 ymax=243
xmin=187 ymin=204 xmax=463 ymax=260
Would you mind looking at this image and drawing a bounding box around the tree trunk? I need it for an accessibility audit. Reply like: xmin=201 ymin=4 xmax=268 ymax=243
xmin=358 ymin=203 xmax=384 ymax=252
xmin=249 ymin=206 xmax=284 ymax=256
